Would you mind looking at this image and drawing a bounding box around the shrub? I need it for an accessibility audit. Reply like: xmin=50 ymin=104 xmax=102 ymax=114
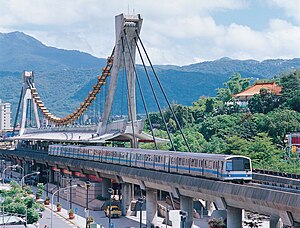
xmin=69 ymin=209 xmax=74 ymax=214
xmin=24 ymin=197 xmax=35 ymax=209
xmin=27 ymin=208 xmax=39 ymax=224
xmin=35 ymin=191 xmax=42 ymax=198
xmin=37 ymin=183 xmax=44 ymax=191
xmin=88 ymin=216 xmax=94 ymax=223
xmin=208 ymin=218 xmax=226 ymax=228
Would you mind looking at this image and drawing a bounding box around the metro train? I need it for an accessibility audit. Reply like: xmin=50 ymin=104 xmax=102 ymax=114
xmin=48 ymin=144 xmax=252 ymax=182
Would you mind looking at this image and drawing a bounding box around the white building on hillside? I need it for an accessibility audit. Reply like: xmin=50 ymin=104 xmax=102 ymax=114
xmin=0 ymin=99 xmax=11 ymax=131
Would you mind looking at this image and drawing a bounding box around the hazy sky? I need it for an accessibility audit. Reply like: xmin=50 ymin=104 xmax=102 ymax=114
xmin=1 ymin=0 xmax=300 ymax=65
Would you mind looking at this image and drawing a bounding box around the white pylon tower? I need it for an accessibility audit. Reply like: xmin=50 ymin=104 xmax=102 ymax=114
xmin=19 ymin=71 xmax=40 ymax=135
xmin=97 ymin=14 xmax=143 ymax=142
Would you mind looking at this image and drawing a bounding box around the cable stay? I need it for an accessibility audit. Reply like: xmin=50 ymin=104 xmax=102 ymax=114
xmin=123 ymin=30 xmax=158 ymax=150
xmin=135 ymin=30 xmax=191 ymax=152
xmin=28 ymin=50 xmax=114 ymax=126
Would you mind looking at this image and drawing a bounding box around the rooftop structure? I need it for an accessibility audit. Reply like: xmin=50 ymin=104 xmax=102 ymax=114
xmin=233 ymin=82 xmax=282 ymax=102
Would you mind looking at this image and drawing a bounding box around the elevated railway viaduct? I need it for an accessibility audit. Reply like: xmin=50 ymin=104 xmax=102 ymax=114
xmin=0 ymin=148 xmax=300 ymax=228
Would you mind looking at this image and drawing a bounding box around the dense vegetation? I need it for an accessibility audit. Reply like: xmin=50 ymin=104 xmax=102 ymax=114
xmin=142 ymin=71 xmax=300 ymax=174
xmin=0 ymin=181 xmax=42 ymax=224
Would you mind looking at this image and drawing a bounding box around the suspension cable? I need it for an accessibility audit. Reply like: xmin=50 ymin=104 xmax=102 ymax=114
xmin=121 ymin=36 xmax=137 ymax=148
xmin=135 ymin=31 xmax=191 ymax=152
xmin=123 ymin=30 xmax=158 ymax=150
xmin=134 ymin=38 xmax=176 ymax=151
xmin=28 ymin=48 xmax=114 ymax=126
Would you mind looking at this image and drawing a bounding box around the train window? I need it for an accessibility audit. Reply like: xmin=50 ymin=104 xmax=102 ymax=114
xmin=147 ymin=154 xmax=153 ymax=162
xmin=229 ymin=158 xmax=251 ymax=171
xmin=120 ymin=152 xmax=126 ymax=159
xmin=244 ymin=160 xmax=251 ymax=171
xmin=170 ymin=157 xmax=176 ymax=165
xmin=156 ymin=156 xmax=161 ymax=163
xmin=226 ymin=160 xmax=233 ymax=171
xmin=131 ymin=153 xmax=136 ymax=160
xmin=191 ymin=159 xmax=198 ymax=167
xmin=207 ymin=160 xmax=212 ymax=169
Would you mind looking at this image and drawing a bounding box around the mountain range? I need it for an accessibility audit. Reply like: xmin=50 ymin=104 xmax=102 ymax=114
xmin=1 ymin=31 xmax=300 ymax=118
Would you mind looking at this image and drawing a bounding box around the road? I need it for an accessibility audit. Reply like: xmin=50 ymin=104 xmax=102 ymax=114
xmin=39 ymin=207 xmax=76 ymax=228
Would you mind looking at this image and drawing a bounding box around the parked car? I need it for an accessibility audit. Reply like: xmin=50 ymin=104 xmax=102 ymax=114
xmin=104 ymin=205 xmax=121 ymax=218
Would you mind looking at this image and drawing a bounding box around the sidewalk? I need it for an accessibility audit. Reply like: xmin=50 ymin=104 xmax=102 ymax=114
xmin=44 ymin=203 xmax=84 ymax=228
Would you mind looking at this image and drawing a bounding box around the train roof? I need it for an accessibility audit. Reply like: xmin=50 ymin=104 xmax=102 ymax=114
xmin=50 ymin=144 xmax=251 ymax=161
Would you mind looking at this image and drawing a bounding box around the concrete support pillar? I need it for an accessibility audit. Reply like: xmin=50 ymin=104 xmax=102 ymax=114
xmin=23 ymin=162 xmax=30 ymax=175
xmin=49 ymin=169 xmax=54 ymax=183
xmin=146 ymin=188 xmax=157 ymax=228
xmin=101 ymin=178 xmax=111 ymax=199
xmin=205 ymin=201 xmax=214 ymax=216
xmin=270 ymin=215 xmax=283 ymax=228
xmin=121 ymin=183 xmax=133 ymax=216
xmin=227 ymin=206 xmax=242 ymax=228
xmin=180 ymin=195 xmax=193 ymax=228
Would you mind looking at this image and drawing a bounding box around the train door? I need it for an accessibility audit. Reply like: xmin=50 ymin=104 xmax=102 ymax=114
xmin=218 ymin=161 xmax=224 ymax=179
xmin=164 ymin=155 xmax=170 ymax=172
xmin=127 ymin=152 xmax=131 ymax=166
xmin=216 ymin=161 xmax=220 ymax=178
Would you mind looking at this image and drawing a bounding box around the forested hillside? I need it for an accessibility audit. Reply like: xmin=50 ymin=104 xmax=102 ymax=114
xmin=1 ymin=31 xmax=300 ymax=118
xmin=142 ymin=71 xmax=300 ymax=174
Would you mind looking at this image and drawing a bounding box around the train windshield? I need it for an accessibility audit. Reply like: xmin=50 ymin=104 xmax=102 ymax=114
xmin=226 ymin=157 xmax=251 ymax=171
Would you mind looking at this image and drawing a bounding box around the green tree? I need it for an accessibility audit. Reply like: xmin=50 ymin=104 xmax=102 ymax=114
xmin=200 ymin=114 xmax=242 ymax=140
xmin=279 ymin=70 xmax=300 ymax=112
xmin=165 ymin=104 xmax=194 ymax=129
xmin=256 ymin=110 xmax=300 ymax=145
xmin=217 ymin=73 xmax=250 ymax=102
xmin=27 ymin=208 xmax=39 ymax=224
xmin=248 ymin=89 xmax=281 ymax=114
xmin=173 ymin=130 xmax=207 ymax=152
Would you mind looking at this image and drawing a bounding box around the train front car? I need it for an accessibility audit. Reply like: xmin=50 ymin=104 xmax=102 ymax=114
xmin=223 ymin=156 xmax=252 ymax=182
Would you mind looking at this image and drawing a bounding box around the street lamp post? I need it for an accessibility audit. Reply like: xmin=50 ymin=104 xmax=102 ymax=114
xmin=0 ymin=160 xmax=5 ymax=172
xmin=51 ymin=185 xmax=77 ymax=228
xmin=108 ymin=187 xmax=113 ymax=228
xmin=21 ymin=171 xmax=40 ymax=187
xmin=85 ymin=181 xmax=91 ymax=228
xmin=17 ymin=165 xmax=24 ymax=182
xmin=69 ymin=178 xmax=72 ymax=209
xmin=45 ymin=169 xmax=50 ymax=197
xmin=138 ymin=198 xmax=143 ymax=228
xmin=166 ymin=206 xmax=169 ymax=228
xmin=61 ymin=176 xmax=74 ymax=210
xmin=180 ymin=210 xmax=187 ymax=228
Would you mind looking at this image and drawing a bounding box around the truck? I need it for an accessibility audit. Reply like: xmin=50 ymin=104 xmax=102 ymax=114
xmin=104 ymin=205 xmax=121 ymax=218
